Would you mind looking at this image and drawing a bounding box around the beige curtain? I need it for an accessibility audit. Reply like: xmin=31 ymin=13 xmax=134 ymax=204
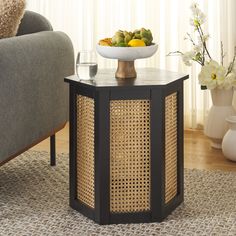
xmin=26 ymin=0 xmax=236 ymax=129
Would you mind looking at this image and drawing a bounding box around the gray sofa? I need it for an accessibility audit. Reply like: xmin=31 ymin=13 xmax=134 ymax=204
xmin=0 ymin=11 xmax=74 ymax=166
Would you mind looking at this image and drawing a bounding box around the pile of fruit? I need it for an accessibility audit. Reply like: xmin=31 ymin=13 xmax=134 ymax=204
xmin=99 ymin=28 xmax=153 ymax=47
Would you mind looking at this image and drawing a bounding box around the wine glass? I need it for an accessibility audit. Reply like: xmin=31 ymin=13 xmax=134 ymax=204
xmin=76 ymin=51 xmax=98 ymax=80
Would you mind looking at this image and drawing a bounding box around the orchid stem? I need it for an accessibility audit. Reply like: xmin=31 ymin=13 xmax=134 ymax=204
xmin=198 ymin=25 xmax=212 ymax=60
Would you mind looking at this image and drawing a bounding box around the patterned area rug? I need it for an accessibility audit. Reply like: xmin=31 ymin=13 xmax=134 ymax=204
xmin=0 ymin=151 xmax=236 ymax=236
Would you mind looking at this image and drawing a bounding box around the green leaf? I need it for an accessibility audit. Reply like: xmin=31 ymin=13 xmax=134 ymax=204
xmin=195 ymin=52 xmax=202 ymax=61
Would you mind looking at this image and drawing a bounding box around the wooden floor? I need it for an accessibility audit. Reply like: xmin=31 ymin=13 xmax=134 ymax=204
xmin=184 ymin=129 xmax=236 ymax=171
xmin=31 ymin=123 xmax=236 ymax=172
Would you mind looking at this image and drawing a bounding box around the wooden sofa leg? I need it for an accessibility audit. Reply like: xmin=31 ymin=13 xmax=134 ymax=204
xmin=50 ymin=134 xmax=56 ymax=166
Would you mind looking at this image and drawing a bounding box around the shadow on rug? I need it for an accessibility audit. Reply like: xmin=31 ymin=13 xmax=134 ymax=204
xmin=0 ymin=151 xmax=236 ymax=236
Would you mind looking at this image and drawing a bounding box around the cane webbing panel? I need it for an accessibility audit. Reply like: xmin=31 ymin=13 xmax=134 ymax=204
xmin=76 ymin=95 xmax=95 ymax=209
xmin=165 ymin=93 xmax=178 ymax=204
xmin=110 ymin=100 xmax=151 ymax=213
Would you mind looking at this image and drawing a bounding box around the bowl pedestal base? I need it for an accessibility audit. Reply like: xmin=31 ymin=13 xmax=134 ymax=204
xmin=115 ymin=60 xmax=137 ymax=79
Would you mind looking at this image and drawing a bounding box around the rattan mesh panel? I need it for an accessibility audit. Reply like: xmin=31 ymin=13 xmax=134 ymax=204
xmin=76 ymin=95 xmax=95 ymax=209
xmin=110 ymin=100 xmax=151 ymax=213
xmin=165 ymin=93 xmax=178 ymax=204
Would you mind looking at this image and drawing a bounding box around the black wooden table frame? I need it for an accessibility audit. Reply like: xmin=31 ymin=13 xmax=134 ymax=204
xmin=66 ymin=75 xmax=186 ymax=225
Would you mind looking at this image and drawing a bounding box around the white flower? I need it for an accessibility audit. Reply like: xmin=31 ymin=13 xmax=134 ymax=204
xmin=198 ymin=12 xmax=206 ymax=24
xmin=197 ymin=34 xmax=209 ymax=46
xmin=189 ymin=18 xmax=197 ymax=27
xmin=190 ymin=3 xmax=201 ymax=16
xmin=169 ymin=1 xmax=236 ymax=88
xmin=182 ymin=51 xmax=195 ymax=66
xmin=198 ymin=60 xmax=227 ymax=89
xmin=190 ymin=15 xmax=206 ymax=27
xmin=189 ymin=3 xmax=206 ymax=27
xmin=202 ymin=34 xmax=209 ymax=42
xmin=193 ymin=44 xmax=202 ymax=53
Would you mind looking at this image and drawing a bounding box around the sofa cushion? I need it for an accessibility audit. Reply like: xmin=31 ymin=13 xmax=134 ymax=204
xmin=0 ymin=0 xmax=26 ymax=39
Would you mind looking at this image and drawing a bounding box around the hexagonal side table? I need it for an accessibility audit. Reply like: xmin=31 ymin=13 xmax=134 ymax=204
xmin=65 ymin=68 xmax=188 ymax=225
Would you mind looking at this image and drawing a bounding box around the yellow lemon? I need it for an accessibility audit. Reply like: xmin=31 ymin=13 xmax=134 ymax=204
xmin=128 ymin=39 xmax=146 ymax=47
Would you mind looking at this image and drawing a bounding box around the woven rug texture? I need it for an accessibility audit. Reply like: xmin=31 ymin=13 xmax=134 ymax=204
xmin=0 ymin=151 xmax=236 ymax=236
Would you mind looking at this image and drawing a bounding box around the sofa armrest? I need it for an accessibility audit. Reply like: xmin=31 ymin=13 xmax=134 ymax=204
xmin=0 ymin=31 xmax=74 ymax=85
xmin=17 ymin=10 xmax=53 ymax=36
xmin=0 ymin=31 xmax=74 ymax=161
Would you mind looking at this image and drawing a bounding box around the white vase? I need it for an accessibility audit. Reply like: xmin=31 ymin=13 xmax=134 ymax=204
xmin=204 ymin=88 xmax=236 ymax=149
xmin=222 ymin=116 xmax=236 ymax=161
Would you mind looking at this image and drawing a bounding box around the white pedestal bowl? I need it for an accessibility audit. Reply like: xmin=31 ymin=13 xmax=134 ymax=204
xmin=96 ymin=44 xmax=158 ymax=79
